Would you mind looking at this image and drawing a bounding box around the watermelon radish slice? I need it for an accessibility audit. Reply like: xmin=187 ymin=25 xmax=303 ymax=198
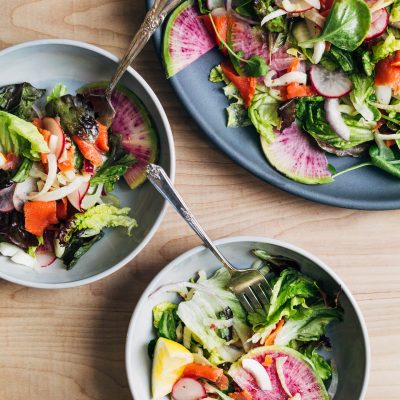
xmin=163 ymin=1 xmax=215 ymax=78
xmin=229 ymin=346 xmax=329 ymax=400
xmin=78 ymin=83 xmax=158 ymax=189
xmin=229 ymin=19 xmax=269 ymax=61
xmin=261 ymin=123 xmax=333 ymax=184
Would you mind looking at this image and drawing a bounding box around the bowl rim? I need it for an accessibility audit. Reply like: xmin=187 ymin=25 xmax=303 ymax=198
xmin=125 ymin=235 xmax=371 ymax=400
xmin=0 ymin=38 xmax=176 ymax=289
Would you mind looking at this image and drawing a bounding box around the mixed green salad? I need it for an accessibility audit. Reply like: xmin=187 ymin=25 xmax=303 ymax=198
xmin=163 ymin=0 xmax=400 ymax=184
xmin=149 ymin=250 xmax=342 ymax=400
xmin=0 ymin=81 xmax=157 ymax=269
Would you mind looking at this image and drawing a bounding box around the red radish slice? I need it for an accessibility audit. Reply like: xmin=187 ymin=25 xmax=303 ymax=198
xmin=163 ymin=1 xmax=215 ymax=78
xmin=310 ymin=65 xmax=352 ymax=98
xmin=172 ymin=378 xmax=206 ymax=400
xmin=0 ymin=184 xmax=16 ymax=212
xmin=42 ymin=117 xmax=66 ymax=159
xmin=276 ymin=0 xmax=313 ymax=12
xmin=36 ymin=252 xmax=56 ymax=267
xmin=67 ymin=181 xmax=90 ymax=211
xmin=13 ymin=177 xmax=37 ymax=211
xmin=365 ymin=8 xmax=389 ymax=40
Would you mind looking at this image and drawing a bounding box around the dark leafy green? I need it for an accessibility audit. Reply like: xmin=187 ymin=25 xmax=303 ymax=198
xmin=0 ymin=83 xmax=45 ymax=120
xmin=301 ymin=0 xmax=371 ymax=51
xmin=369 ymin=144 xmax=400 ymax=178
xmin=46 ymin=94 xmax=99 ymax=142
xmin=197 ymin=0 xmax=209 ymax=14
xmin=62 ymin=231 xmax=104 ymax=270
xmin=301 ymin=341 xmax=333 ymax=381
xmin=71 ymin=140 xmax=84 ymax=170
xmin=12 ymin=158 xmax=33 ymax=183
xmin=323 ymin=46 xmax=355 ymax=73
xmin=296 ymin=97 xmax=374 ymax=151
xmin=90 ymin=134 xmax=136 ymax=192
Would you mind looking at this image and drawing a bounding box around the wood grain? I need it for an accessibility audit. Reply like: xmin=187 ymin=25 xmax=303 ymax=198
xmin=0 ymin=1 xmax=399 ymax=399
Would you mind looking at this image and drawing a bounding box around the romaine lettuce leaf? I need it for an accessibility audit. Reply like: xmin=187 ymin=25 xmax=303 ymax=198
xmin=372 ymin=32 xmax=400 ymax=62
xmin=0 ymin=111 xmax=49 ymax=160
xmin=248 ymin=89 xmax=281 ymax=143
xmin=176 ymin=268 xmax=251 ymax=364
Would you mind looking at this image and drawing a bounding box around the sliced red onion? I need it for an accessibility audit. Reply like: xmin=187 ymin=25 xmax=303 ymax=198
xmin=13 ymin=177 xmax=37 ymax=212
xmin=276 ymin=357 xmax=292 ymax=397
xmin=261 ymin=9 xmax=287 ymax=26
xmin=36 ymin=252 xmax=56 ymax=268
xmin=0 ymin=184 xmax=16 ymax=212
xmin=242 ymin=359 xmax=272 ymax=391
xmin=224 ymin=0 xmax=232 ymax=11
xmin=325 ymin=99 xmax=351 ymax=141
xmin=83 ymin=160 xmax=95 ymax=175
xmin=304 ymin=0 xmax=321 ymax=9
xmin=375 ymin=85 xmax=392 ymax=105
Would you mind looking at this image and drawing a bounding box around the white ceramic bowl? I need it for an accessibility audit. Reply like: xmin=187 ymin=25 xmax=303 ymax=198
xmin=0 ymin=39 xmax=175 ymax=288
xmin=126 ymin=236 xmax=370 ymax=400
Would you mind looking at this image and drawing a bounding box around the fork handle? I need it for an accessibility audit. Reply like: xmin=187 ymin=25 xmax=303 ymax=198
xmin=106 ymin=0 xmax=181 ymax=97
xmin=146 ymin=164 xmax=237 ymax=274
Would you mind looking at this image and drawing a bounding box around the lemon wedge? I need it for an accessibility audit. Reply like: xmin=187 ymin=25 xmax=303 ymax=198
xmin=152 ymin=337 xmax=194 ymax=400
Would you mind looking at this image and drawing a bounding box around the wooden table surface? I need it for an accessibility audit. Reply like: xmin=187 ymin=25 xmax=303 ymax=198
xmin=0 ymin=1 xmax=399 ymax=399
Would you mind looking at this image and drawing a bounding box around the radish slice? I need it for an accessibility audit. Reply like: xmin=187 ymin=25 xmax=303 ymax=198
xmin=42 ymin=117 xmax=66 ymax=159
xmin=13 ymin=177 xmax=37 ymax=211
xmin=32 ymin=175 xmax=90 ymax=202
xmin=276 ymin=357 xmax=293 ymax=397
xmin=242 ymin=359 xmax=272 ymax=391
xmin=68 ymin=181 xmax=90 ymax=211
xmin=310 ymin=65 xmax=352 ymax=98
xmin=0 ymin=184 xmax=16 ymax=212
xmin=278 ymin=0 xmax=313 ymax=12
xmin=28 ymin=154 xmax=57 ymax=200
xmin=375 ymin=85 xmax=392 ymax=105
xmin=325 ymin=99 xmax=351 ymax=141
xmin=36 ymin=252 xmax=56 ymax=267
xmin=365 ymin=8 xmax=389 ymax=40
xmin=261 ymin=9 xmax=287 ymax=26
xmin=172 ymin=378 xmax=206 ymax=400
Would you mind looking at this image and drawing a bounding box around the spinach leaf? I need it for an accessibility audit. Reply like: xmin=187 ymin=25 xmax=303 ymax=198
xmin=12 ymin=158 xmax=33 ymax=183
xmin=301 ymin=0 xmax=371 ymax=51
xmin=355 ymin=47 xmax=374 ymax=77
xmin=90 ymin=134 xmax=136 ymax=192
xmin=296 ymin=97 xmax=374 ymax=150
xmin=369 ymin=144 xmax=400 ymax=178
xmin=325 ymin=46 xmax=354 ymax=72
xmin=0 ymin=83 xmax=45 ymax=121
xmin=46 ymin=94 xmax=99 ymax=143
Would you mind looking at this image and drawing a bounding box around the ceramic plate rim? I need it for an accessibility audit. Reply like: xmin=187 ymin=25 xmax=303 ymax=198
xmin=0 ymin=38 xmax=176 ymax=289
xmin=125 ymin=235 xmax=371 ymax=400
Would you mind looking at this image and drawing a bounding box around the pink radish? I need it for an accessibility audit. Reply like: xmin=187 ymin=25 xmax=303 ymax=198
xmin=172 ymin=378 xmax=206 ymax=400
xmin=365 ymin=8 xmax=389 ymax=40
xmin=36 ymin=252 xmax=56 ymax=267
xmin=310 ymin=65 xmax=352 ymax=98
xmin=42 ymin=117 xmax=66 ymax=159
xmin=67 ymin=181 xmax=90 ymax=211
xmin=0 ymin=184 xmax=16 ymax=212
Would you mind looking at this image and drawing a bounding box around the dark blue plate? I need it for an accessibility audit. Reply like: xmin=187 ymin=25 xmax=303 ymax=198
xmin=148 ymin=0 xmax=400 ymax=209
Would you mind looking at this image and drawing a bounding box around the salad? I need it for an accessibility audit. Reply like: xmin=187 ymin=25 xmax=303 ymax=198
xmin=163 ymin=0 xmax=400 ymax=184
xmin=149 ymin=250 xmax=343 ymax=400
xmin=0 ymin=81 xmax=157 ymax=269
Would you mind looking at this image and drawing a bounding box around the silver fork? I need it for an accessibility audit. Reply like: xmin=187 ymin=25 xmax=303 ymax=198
xmin=146 ymin=164 xmax=271 ymax=313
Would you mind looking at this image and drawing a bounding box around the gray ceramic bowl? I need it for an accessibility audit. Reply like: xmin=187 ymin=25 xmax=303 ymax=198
xmin=0 ymin=39 xmax=175 ymax=288
xmin=126 ymin=236 xmax=370 ymax=400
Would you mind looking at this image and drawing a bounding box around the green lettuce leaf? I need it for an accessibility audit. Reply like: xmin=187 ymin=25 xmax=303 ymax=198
xmin=0 ymin=111 xmax=49 ymax=160
xmin=176 ymin=268 xmax=251 ymax=364
xmin=153 ymin=302 xmax=178 ymax=341
xmin=12 ymin=158 xmax=33 ymax=183
xmin=390 ymin=0 xmax=400 ymax=23
xmin=372 ymin=32 xmax=400 ymax=62
xmin=209 ymin=66 xmax=252 ymax=128
xmin=248 ymin=89 xmax=281 ymax=143
xmin=296 ymin=97 xmax=374 ymax=150
xmin=301 ymin=341 xmax=334 ymax=381
xmin=349 ymin=74 xmax=380 ymax=122
xmin=369 ymin=143 xmax=400 ymax=178
xmin=47 ymin=83 xmax=68 ymax=103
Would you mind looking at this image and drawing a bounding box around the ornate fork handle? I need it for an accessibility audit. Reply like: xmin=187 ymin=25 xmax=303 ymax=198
xmin=106 ymin=0 xmax=181 ymax=97
xmin=146 ymin=164 xmax=238 ymax=273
